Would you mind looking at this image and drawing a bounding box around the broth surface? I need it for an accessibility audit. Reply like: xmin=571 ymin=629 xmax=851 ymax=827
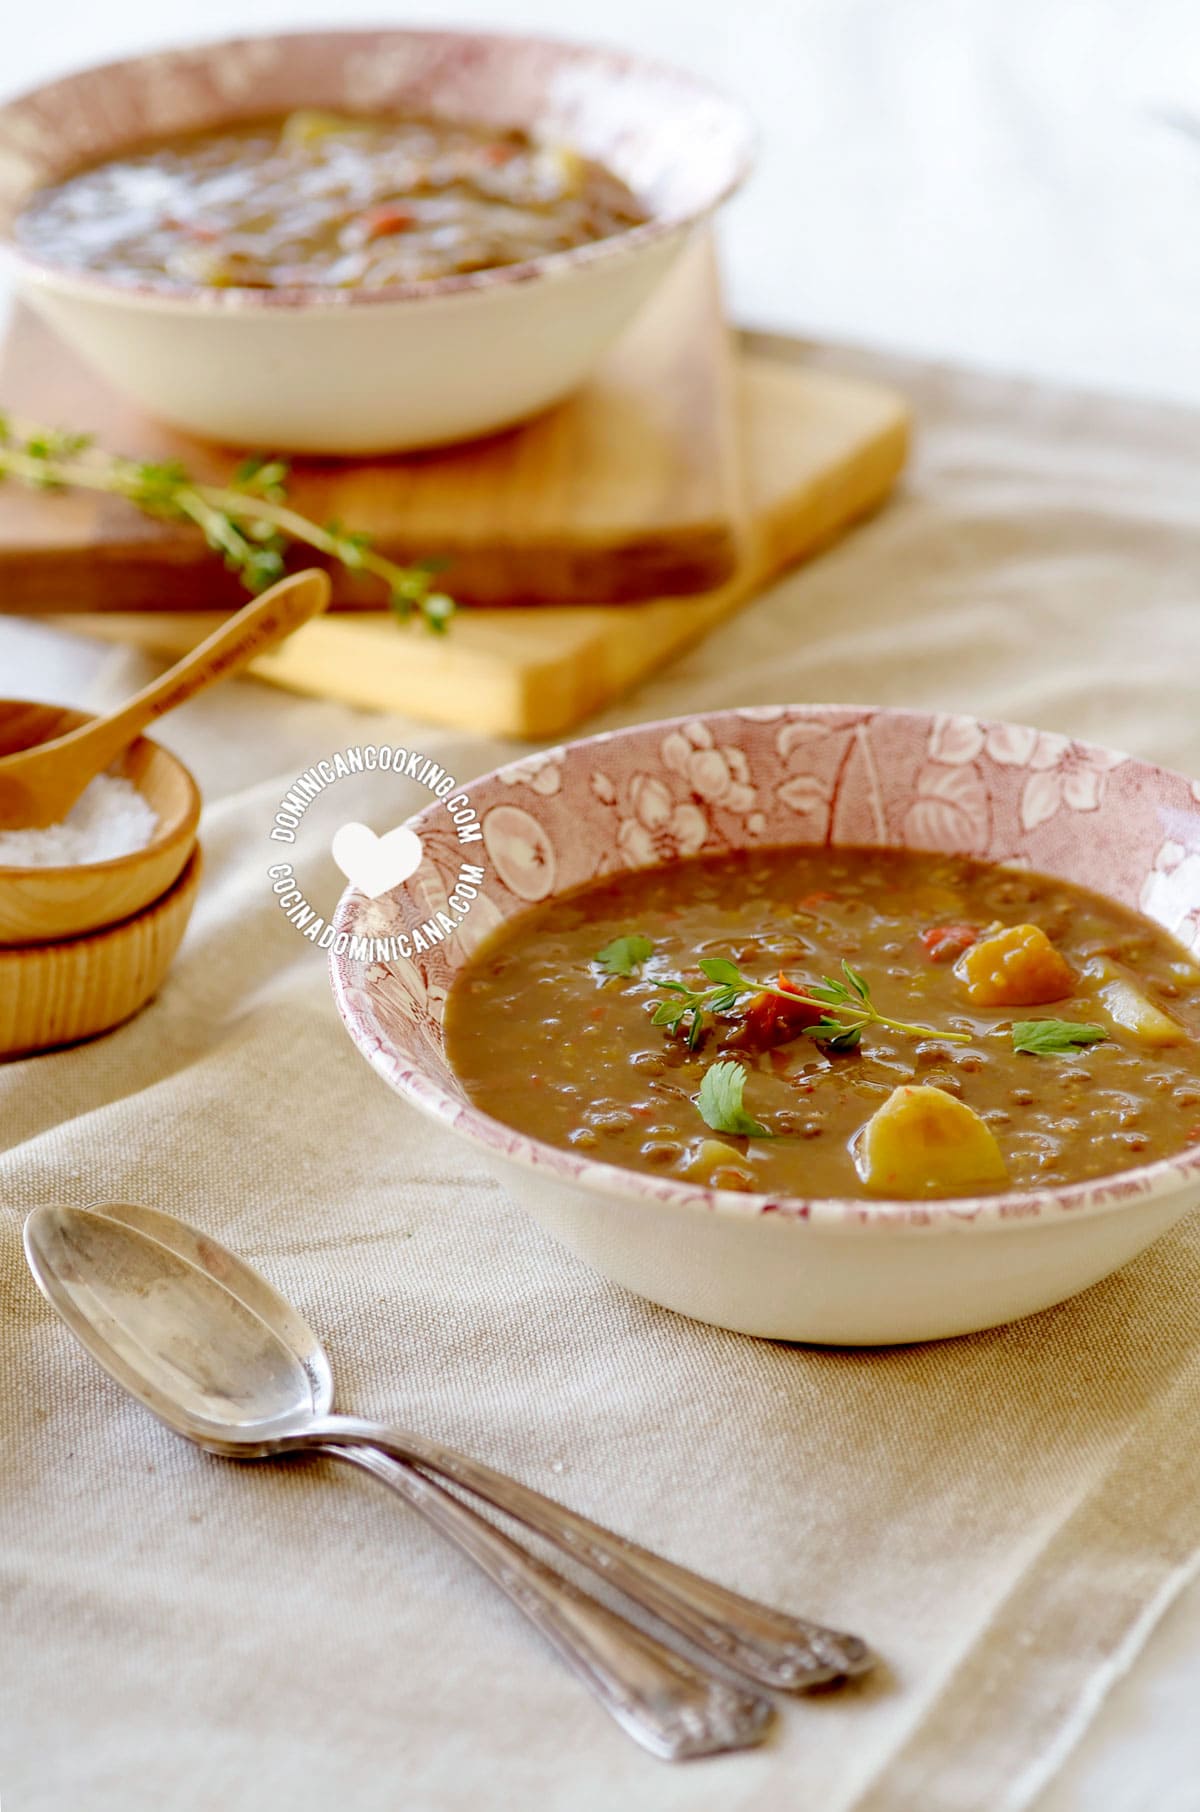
xmin=16 ymin=113 xmax=649 ymax=291
xmin=445 ymin=847 xmax=1200 ymax=1200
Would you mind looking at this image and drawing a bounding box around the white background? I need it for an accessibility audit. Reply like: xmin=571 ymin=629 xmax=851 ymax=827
xmin=3 ymin=0 xmax=1199 ymax=403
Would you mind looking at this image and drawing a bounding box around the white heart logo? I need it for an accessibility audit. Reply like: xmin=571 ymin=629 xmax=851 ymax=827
xmin=331 ymin=821 xmax=423 ymax=899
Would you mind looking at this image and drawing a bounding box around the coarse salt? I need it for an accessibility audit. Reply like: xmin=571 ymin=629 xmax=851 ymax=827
xmin=0 ymin=774 xmax=158 ymax=867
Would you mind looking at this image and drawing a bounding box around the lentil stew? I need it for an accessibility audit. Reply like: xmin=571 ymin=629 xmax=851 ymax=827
xmin=444 ymin=847 xmax=1200 ymax=1201
xmin=15 ymin=111 xmax=650 ymax=292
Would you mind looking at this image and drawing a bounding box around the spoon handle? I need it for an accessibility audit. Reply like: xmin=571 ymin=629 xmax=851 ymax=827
xmin=309 ymin=1416 xmax=871 ymax=1692
xmin=32 ymin=570 xmax=331 ymax=795
xmin=317 ymin=1441 xmax=772 ymax=1761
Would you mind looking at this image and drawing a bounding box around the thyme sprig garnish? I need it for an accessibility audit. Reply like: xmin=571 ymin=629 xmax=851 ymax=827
xmin=652 ymin=955 xmax=972 ymax=1053
xmin=0 ymin=418 xmax=454 ymax=631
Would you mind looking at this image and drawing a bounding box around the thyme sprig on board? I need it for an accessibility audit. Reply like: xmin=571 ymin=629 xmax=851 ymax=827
xmin=0 ymin=418 xmax=454 ymax=631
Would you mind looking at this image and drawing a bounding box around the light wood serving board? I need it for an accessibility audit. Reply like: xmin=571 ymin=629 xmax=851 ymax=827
xmin=0 ymin=238 xmax=743 ymax=610
xmin=55 ymin=354 xmax=909 ymax=739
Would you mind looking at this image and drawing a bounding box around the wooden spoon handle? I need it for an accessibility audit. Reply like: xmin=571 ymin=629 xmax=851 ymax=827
xmin=52 ymin=569 xmax=331 ymax=780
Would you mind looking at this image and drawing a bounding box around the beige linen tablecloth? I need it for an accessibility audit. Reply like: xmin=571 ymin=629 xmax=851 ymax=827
xmin=3 ymin=337 xmax=1200 ymax=1811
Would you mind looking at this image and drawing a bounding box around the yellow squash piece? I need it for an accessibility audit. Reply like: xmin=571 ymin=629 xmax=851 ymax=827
xmin=539 ymin=143 xmax=585 ymax=197
xmin=280 ymin=110 xmax=360 ymax=148
xmin=853 ymin=1084 xmax=1009 ymax=1197
xmin=1087 ymin=959 xmax=1186 ymax=1048
xmin=955 ymin=922 xmax=1075 ymax=1007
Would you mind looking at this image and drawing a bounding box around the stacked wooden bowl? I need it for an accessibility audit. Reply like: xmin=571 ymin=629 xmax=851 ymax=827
xmin=0 ymin=701 xmax=201 ymax=1058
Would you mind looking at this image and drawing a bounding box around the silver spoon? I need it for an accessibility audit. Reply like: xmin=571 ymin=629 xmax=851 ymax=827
xmin=24 ymin=1204 xmax=871 ymax=1716
xmin=56 ymin=1198 xmax=871 ymax=1691
xmin=24 ymin=1203 xmax=773 ymax=1762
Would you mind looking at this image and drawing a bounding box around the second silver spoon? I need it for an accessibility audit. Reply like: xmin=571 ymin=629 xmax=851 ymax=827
xmin=81 ymin=1197 xmax=872 ymax=1693
xmin=24 ymin=1201 xmax=773 ymax=1761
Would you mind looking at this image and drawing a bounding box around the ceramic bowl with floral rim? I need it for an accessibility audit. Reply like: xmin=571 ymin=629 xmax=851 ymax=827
xmin=0 ymin=29 xmax=753 ymax=452
xmin=331 ymin=705 xmax=1200 ymax=1345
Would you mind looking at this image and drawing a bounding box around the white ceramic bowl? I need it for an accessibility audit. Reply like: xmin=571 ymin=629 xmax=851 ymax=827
xmin=331 ymin=705 xmax=1200 ymax=1344
xmin=0 ymin=30 xmax=753 ymax=453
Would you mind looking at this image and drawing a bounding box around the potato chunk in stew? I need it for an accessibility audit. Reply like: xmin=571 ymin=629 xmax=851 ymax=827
xmin=853 ymin=1085 xmax=1009 ymax=1196
xmin=1087 ymin=959 xmax=1186 ymax=1048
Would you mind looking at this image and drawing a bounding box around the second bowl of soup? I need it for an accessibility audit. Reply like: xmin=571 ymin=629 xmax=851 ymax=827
xmin=0 ymin=29 xmax=752 ymax=450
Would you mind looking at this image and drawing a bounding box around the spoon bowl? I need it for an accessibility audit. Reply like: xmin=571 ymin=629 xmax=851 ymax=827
xmin=94 ymin=1197 xmax=335 ymax=1413
xmin=24 ymin=1202 xmax=317 ymax=1440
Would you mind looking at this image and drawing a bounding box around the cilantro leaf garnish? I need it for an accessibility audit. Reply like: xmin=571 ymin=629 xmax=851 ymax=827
xmin=1011 ymin=1019 xmax=1108 ymax=1056
xmin=593 ymin=934 xmax=655 ymax=978
xmin=695 ymin=1060 xmax=774 ymax=1137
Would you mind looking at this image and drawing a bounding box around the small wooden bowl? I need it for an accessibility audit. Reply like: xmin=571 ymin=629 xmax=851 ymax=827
xmin=0 ymin=846 xmax=201 ymax=1058
xmin=0 ymin=699 xmax=201 ymax=946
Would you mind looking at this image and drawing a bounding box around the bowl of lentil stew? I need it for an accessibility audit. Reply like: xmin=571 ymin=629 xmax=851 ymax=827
xmin=0 ymin=29 xmax=753 ymax=451
xmin=331 ymin=706 xmax=1200 ymax=1343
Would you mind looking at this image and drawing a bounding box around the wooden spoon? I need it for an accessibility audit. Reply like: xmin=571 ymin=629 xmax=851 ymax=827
xmin=0 ymin=569 xmax=331 ymax=830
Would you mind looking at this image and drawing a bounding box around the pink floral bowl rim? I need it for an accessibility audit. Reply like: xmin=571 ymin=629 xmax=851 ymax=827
xmin=0 ymin=27 xmax=754 ymax=312
xmin=330 ymin=704 xmax=1200 ymax=1234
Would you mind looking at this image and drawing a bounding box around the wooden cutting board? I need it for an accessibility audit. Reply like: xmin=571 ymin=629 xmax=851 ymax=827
xmin=0 ymin=238 xmax=743 ymax=610
xmin=55 ymin=353 xmax=909 ymax=739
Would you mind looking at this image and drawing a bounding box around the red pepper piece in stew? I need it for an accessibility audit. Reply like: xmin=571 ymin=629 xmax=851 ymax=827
xmin=481 ymin=142 xmax=520 ymax=166
xmin=359 ymin=205 xmax=416 ymax=241
xmin=729 ymin=971 xmax=827 ymax=1050
xmin=160 ymin=214 xmax=221 ymax=243
xmin=920 ymin=924 xmax=979 ymax=964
